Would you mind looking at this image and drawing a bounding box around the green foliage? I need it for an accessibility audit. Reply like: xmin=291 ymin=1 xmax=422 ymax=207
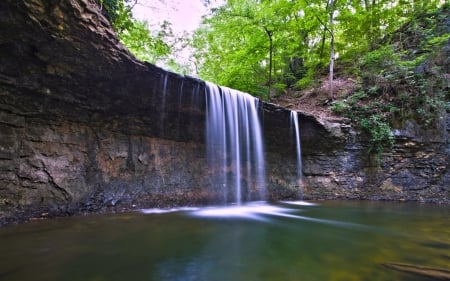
xmin=331 ymin=89 xmax=396 ymax=162
xmin=118 ymin=20 xmax=171 ymax=63
xmin=331 ymin=100 xmax=350 ymax=113
xmin=360 ymin=115 xmax=394 ymax=155
xmin=361 ymin=46 xmax=401 ymax=71
xmin=330 ymin=4 xmax=449 ymax=160
xmin=100 ymin=0 xmax=185 ymax=71
xmin=193 ymin=0 xmax=328 ymax=98
xmin=100 ymin=0 xmax=134 ymax=32
xmin=426 ymin=33 xmax=450 ymax=47
xmin=294 ymin=68 xmax=316 ymax=90
xmin=409 ymin=73 xmax=448 ymax=126
xmin=192 ymin=0 xmax=444 ymax=99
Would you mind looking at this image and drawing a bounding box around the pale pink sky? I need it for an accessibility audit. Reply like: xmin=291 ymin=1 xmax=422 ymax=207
xmin=132 ymin=0 xmax=209 ymax=34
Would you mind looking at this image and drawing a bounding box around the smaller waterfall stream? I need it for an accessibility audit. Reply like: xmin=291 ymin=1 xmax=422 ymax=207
xmin=290 ymin=111 xmax=303 ymax=196
xmin=205 ymin=82 xmax=265 ymax=204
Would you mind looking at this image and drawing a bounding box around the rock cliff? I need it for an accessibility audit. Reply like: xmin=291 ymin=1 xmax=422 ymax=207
xmin=0 ymin=0 xmax=448 ymax=225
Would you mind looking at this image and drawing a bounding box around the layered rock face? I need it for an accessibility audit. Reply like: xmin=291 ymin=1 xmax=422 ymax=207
xmin=0 ymin=0 xmax=448 ymax=225
xmin=0 ymin=0 xmax=212 ymax=224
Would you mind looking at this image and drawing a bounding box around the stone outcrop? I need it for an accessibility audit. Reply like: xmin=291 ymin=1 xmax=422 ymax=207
xmin=0 ymin=0 xmax=448 ymax=225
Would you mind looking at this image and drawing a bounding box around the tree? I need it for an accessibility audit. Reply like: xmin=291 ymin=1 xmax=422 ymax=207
xmin=328 ymin=0 xmax=336 ymax=100
xmin=100 ymin=0 xmax=185 ymax=71
xmin=191 ymin=0 xmax=444 ymax=99
xmin=193 ymin=0 xmax=303 ymax=99
xmin=193 ymin=1 xmax=272 ymax=97
xmin=264 ymin=26 xmax=274 ymax=101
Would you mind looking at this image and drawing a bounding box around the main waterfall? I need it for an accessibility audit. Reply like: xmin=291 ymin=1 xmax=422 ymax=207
xmin=205 ymin=82 xmax=266 ymax=204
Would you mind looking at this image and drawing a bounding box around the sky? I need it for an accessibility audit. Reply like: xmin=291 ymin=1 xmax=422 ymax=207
xmin=131 ymin=0 xmax=210 ymax=34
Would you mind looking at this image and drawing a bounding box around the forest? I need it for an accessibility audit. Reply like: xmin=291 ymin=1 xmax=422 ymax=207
xmin=101 ymin=0 xmax=449 ymax=156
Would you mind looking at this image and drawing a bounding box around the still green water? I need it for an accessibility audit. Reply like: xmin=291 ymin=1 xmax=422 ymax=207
xmin=0 ymin=201 xmax=448 ymax=281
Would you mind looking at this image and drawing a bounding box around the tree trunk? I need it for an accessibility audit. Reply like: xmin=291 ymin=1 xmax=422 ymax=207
xmin=319 ymin=1 xmax=330 ymax=58
xmin=328 ymin=0 xmax=336 ymax=100
xmin=383 ymin=262 xmax=450 ymax=280
xmin=264 ymin=27 xmax=274 ymax=102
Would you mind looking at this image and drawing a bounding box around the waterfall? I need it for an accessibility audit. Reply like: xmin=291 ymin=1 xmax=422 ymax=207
xmin=205 ymin=82 xmax=265 ymax=204
xmin=290 ymin=111 xmax=303 ymax=196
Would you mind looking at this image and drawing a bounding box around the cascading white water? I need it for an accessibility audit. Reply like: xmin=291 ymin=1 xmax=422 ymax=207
xmin=205 ymin=82 xmax=265 ymax=204
xmin=290 ymin=111 xmax=303 ymax=195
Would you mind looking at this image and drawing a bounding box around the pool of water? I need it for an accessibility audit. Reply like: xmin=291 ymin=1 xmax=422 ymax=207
xmin=0 ymin=201 xmax=448 ymax=281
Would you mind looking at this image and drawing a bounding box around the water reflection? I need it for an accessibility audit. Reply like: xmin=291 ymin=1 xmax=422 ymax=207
xmin=156 ymin=206 xmax=272 ymax=280
xmin=140 ymin=207 xmax=200 ymax=214
xmin=0 ymin=201 xmax=448 ymax=281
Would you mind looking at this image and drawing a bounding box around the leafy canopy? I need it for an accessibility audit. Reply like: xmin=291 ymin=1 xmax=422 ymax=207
xmin=100 ymin=0 xmax=188 ymax=73
xmin=192 ymin=0 xmax=444 ymax=99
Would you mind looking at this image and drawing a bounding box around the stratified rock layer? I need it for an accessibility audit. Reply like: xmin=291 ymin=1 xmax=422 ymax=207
xmin=0 ymin=0 xmax=448 ymax=225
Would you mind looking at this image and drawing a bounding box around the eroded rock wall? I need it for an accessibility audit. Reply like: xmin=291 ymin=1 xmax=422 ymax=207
xmin=0 ymin=110 xmax=215 ymax=221
xmin=299 ymin=115 xmax=450 ymax=202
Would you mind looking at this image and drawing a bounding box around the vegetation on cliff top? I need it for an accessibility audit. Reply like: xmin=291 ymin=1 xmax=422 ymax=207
xmin=99 ymin=0 xmax=189 ymax=72
xmin=329 ymin=4 xmax=450 ymax=156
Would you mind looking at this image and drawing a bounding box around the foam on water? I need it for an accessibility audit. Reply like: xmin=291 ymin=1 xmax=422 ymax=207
xmin=188 ymin=201 xmax=369 ymax=230
xmin=189 ymin=202 xmax=295 ymax=221
xmin=140 ymin=202 xmax=368 ymax=231
xmin=140 ymin=207 xmax=200 ymax=214
xmin=281 ymin=200 xmax=318 ymax=206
